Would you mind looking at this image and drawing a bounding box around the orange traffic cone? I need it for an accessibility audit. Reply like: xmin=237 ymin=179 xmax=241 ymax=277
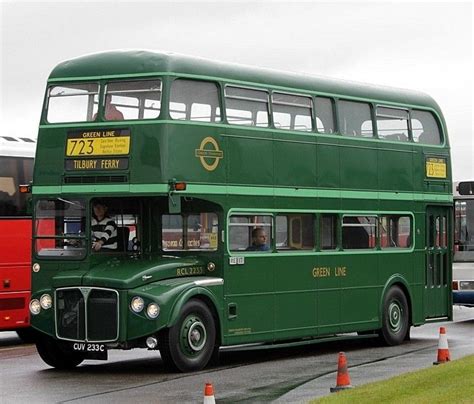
xmin=203 ymin=382 xmax=216 ymax=404
xmin=330 ymin=352 xmax=353 ymax=392
xmin=433 ymin=326 xmax=451 ymax=365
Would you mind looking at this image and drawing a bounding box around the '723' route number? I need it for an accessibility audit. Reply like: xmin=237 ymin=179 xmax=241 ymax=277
xmin=67 ymin=139 xmax=94 ymax=156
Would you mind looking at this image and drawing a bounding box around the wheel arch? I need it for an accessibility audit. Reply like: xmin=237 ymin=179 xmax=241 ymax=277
xmin=168 ymin=287 xmax=223 ymax=345
xmin=380 ymin=275 xmax=413 ymax=327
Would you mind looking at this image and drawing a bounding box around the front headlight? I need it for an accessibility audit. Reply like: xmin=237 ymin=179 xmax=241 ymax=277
xmin=130 ymin=296 xmax=145 ymax=313
xmin=146 ymin=303 xmax=160 ymax=319
xmin=29 ymin=299 xmax=41 ymax=315
xmin=40 ymin=294 xmax=52 ymax=310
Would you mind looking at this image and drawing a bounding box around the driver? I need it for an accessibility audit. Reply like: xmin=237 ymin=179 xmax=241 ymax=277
xmin=91 ymin=199 xmax=117 ymax=251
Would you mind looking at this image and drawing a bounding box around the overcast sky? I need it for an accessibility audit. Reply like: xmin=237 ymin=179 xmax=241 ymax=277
xmin=1 ymin=1 xmax=472 ymax=180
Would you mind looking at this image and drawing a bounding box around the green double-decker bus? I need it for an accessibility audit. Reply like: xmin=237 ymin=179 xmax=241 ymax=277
xmin=29 ymin=51 xmax=452 ymax=372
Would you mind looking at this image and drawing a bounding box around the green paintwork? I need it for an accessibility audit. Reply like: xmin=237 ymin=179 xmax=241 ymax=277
xmin=31 ymin=50 xmax=453 ymax=358
xmin=50 ymin=255 xmax=207 ymax=289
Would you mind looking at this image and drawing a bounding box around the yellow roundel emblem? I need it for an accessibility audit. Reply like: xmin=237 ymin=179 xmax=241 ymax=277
xmin=195 ymin=137 xmax=224 ymax=171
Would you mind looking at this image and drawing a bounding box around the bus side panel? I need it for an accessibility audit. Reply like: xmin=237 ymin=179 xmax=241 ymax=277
xmin=274 ymin=136 xmax=316 ymax=188
xmin=0 ymin=218 xmax=32 ymax=329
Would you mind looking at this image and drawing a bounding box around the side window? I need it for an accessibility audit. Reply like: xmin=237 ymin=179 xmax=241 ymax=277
xmin=225 ymin=86 xmax=269 ymax=127
xmin=229 ymin=214 xmax=272 ymax=252
xmin=0 ymin=157 xmax=33 ymax=216
xmin=276 ymin=214 xmax=314 ymax=250
xmin=342 ymin=216 xmax=377 ymax=249
xmin=46 ymin=83 xmax=99 ymax=123
xmin=272 ymin=93 xmax=313 ymax=132
xmin=315 ymin=97 xmax=335 ymax=134
xmin=339 ymin=100 xmax=373 ymax=138
xmin=105 ymin=80 xmax=162 ymax=121
xmin=376 ymin=107 xmax=409 ymax=142
xmin=162 ymin=213 xmax=218 ymax=251
xmin=380 ymin=215 xmax=412 ymax=248
xmin=169 ymin=79 xmax=221 ymax=122
xmin=320 ymin=214 xmax=338 ymax=250
xmin=411 ymin=110 xmax=442 ymax=145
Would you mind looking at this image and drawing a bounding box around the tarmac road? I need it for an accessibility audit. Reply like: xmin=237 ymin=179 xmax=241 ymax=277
xmin=1 ymin=306 xmax=472 ymax=403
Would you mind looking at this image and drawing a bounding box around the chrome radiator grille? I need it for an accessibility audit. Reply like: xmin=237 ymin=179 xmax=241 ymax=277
xmin=55 ymin=287 xmax=119 ymax=342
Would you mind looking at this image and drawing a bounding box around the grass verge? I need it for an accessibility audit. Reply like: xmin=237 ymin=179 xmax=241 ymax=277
xmin=312 ymin=355 xmax=474 ymax=404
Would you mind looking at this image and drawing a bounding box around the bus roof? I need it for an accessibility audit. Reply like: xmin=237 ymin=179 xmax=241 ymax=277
xmin=0 ymin=136 xmax=36 ymax=158
xmin=49 ymin=50 xmax=443 ymax=114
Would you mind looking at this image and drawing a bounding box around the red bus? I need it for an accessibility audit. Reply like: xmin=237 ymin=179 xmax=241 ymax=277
xmin=0 ymin=136 xmax=35 ymax=340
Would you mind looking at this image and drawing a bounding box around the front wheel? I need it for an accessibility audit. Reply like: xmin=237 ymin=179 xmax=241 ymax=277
xmin=379 ymin=286 xmax=409 ymax=346
xmin=35 ymin=334 xmax=84 ymax=369
xmin=159 ymin=299 xmax=216 ymax=372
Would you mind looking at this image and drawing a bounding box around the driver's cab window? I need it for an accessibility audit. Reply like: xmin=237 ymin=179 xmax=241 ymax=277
xmin=91 ymin=198 xmax=140 ymax=253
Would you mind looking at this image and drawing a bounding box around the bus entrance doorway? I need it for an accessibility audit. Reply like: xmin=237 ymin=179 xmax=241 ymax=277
xmin=425 ymin=206 xmax=450 ymax=319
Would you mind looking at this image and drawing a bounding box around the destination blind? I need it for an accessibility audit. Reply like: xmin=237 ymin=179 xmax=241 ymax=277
xmin=65 ymin=128 xmax=130 ymax=171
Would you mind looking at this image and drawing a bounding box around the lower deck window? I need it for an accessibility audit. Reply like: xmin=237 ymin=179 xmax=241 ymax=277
xmin=229 ymin=215 xmax=272 ymax=252
xmin=380 ymin=216 xmax=412 ymax=248
xmin=342 ymin=216 xmax=377 ymax=249
xmin=162 ymin=213 xmax=218 ymax=251
xmin=276 ymin=214 xmax=314 ymax=250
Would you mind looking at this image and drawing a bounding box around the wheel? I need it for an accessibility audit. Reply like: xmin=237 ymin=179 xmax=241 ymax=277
xmin=379 ymin=286 xmax=409 ymax=346
xmin=35 ymin=334 xmax=84 ymax=369
xmin=159 ymin=299 xmax=216 ymax=372
xmin=16 ymin=327 xmax=38 ymax=343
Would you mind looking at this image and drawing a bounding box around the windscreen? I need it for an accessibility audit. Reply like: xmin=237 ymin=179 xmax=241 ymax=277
xmin=34 ymin=198 xmax=86 ymax=259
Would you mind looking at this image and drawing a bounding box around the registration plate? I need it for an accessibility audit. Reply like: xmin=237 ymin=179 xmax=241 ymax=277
xmin=72 ymin=342 xmax=108 ymax=360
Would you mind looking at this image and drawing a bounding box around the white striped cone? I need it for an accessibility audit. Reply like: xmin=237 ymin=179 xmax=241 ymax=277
xmin=203 ymin=383 xmax=216 ymax=404
xmin=433 ymin=326 xmax=451 ymax=365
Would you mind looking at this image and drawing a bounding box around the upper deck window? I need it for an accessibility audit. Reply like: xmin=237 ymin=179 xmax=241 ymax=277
xmin=105 ymin=80 xmax=162 ymax=120
xmin=376 ymin=107 xmax=409 ymax=142
xmin=315 ymin=97 xmax=335 ymax=134
xmin=272 ymin=93 xmax=313 ymax=132
xmin=411 ymin=110 xmax=442 ymax=145
xmin=46 ymin=83 xmax=99 ymax=123
xmin=170 ymin=79 xmax=221 ymax=122
xmin=225 ymin=86 xmax=269 ymax=127
xmin=339 ymin=100 xmax=373 ymax=138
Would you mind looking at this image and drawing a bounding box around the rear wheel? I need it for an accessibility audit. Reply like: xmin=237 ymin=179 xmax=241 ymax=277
xmin=35 ymin=334 xmax=84 ymax=369
xmin=159 ymin=299 xmax=216 ymax=372
xmin=380 ymin=286 xmax=409 ymax=346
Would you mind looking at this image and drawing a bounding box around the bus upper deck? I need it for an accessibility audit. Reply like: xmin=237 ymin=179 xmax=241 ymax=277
xmin=36 ymin=50 xmax=450 ymax=197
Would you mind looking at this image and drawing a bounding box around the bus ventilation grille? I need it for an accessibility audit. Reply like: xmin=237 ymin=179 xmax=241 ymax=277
xmin=63 ymin=175 xmax=128 ymax=184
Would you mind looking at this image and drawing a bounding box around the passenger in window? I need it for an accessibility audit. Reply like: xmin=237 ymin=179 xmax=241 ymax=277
xmin=91 ymin=199 xmax=117 ymax=251
xmin=104 ymin=95 xmax=124 ymax=120
xmin=93 ymin=95 xmax=124 ymax=121
xmin=246 ymin=227 xmax=270 ymax=251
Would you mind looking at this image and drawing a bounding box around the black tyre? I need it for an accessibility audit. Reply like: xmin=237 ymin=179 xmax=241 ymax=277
xmin=159 ymin=299 xmax=216 ymax=372
xmin=35 ymin=334 xmax=84 ymax=369
xmin=379 ymin=286 xmax=409 ymax=346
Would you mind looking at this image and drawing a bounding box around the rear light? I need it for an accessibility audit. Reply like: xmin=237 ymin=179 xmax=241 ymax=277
xmin=452 ymin=281 xmax=459 ymax=290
